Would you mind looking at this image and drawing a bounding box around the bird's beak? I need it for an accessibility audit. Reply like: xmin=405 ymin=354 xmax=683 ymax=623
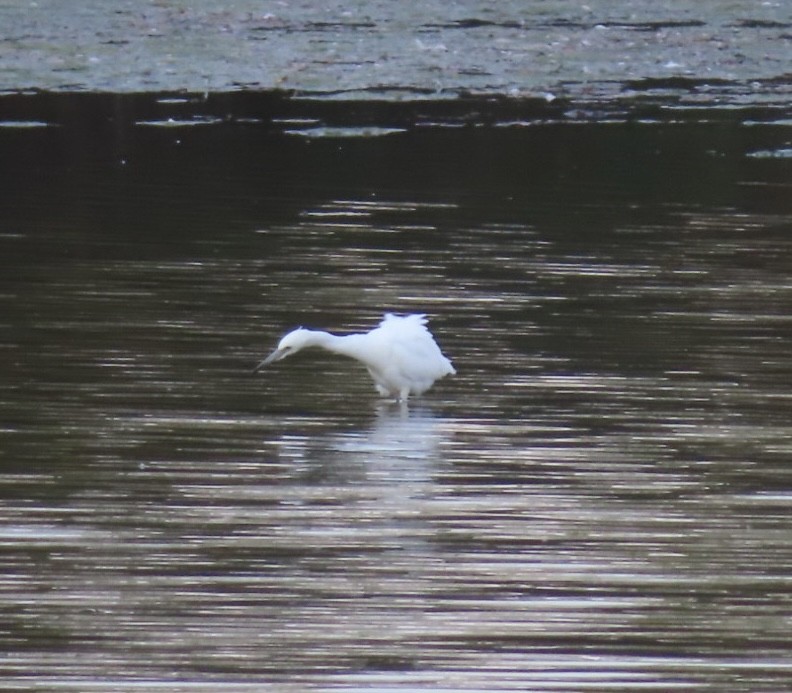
xmin=252 ymin=347 xmax=288 ymax=373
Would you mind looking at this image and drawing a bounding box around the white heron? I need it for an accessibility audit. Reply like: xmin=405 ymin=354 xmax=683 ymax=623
xmin=254 ymin=313 xmax=455 ymax=400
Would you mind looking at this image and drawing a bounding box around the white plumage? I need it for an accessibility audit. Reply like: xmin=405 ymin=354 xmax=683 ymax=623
xmin=254 ymin=313 xmax=455 ymax=400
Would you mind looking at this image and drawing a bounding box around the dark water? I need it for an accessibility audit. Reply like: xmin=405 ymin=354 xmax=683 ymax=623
xmin=1 ymin=96 xmax=792 ymax=691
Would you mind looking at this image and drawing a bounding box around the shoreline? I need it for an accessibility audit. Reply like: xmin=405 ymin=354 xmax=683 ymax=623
xmin=1 ymin=1 xmax=790 ymax=112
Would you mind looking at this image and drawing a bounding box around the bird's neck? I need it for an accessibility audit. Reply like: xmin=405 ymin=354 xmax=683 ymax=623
xmin=307 ymin=330 xmax=366 ymax=360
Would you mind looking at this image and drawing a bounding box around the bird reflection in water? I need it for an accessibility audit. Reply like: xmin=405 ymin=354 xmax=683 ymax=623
xmin=274 ymin=403 xmax=447 ymax=488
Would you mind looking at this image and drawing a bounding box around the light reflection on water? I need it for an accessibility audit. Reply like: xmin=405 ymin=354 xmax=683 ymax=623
xmin=1 ymin=113 xmax=792 ymax=691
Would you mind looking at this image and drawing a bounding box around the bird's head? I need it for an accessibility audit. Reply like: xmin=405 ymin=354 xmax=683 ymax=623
xmin=253 ymin=328 xmax=312 ymax=372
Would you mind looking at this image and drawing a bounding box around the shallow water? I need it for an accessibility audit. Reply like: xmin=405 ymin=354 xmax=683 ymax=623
xmin=1 ymin=98 xmax=792 ymax=691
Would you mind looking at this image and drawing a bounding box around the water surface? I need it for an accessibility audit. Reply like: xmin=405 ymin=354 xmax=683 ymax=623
xmin=1 ymin=101 xmax=791 ymax=691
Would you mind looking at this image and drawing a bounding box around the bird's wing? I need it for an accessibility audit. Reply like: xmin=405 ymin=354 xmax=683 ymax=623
xmin=377 ymin=314 xmax=454 ymax=381
xmin=378 ymin=313 xmax=429 ymax=337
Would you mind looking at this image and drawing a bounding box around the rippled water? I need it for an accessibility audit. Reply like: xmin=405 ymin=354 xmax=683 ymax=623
xmin=1 ymin=99 xmax=792 ymax=691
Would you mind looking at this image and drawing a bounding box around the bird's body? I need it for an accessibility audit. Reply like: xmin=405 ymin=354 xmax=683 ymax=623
xmin=255 ymin=313 xmax=455 ymax=400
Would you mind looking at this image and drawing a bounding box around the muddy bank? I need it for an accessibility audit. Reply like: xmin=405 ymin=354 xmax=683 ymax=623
xmin=1 ymin=0 xmax=790 ymax=110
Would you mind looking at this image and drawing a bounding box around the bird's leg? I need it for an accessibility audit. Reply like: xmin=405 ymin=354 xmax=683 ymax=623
xmin=374 ymin=382 xmax=391 ymax=397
